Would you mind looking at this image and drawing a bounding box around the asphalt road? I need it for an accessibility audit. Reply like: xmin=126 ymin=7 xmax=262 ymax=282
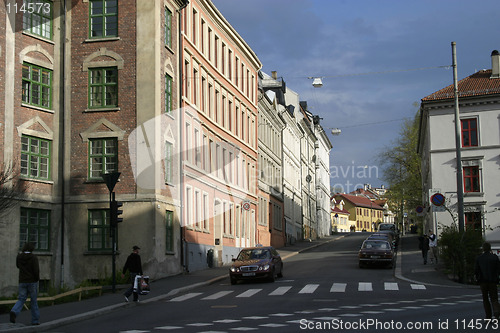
xmin=49 ymin=233 xmax=490 ymax=333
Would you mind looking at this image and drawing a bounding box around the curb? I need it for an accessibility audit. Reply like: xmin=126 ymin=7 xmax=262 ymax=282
xmin=394 ymin=237 xmax=478 ymax=289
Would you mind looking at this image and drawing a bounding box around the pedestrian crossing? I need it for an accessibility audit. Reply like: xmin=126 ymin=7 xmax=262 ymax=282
xmin=168 ymin=282 xmax=427 ymax=302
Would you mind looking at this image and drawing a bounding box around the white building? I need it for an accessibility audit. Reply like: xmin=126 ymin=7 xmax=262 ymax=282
xmin=418 ymin=50 xmax=500 ymax=248
xmin=312 ymin=114 xmax=333 ymax=237
xmin=298 ymin=102 xmax=318 ymax=240
xmin=258 ymin=71 xmax=286 ymax=247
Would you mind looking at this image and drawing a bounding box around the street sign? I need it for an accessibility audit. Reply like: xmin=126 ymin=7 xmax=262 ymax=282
xmin=242 ymin=201 xmax=251 ymax=211
xmin=430 ymin=193 xmax=445 ymax=206
xmin=103 ymin=172 xmax=121 ymax=192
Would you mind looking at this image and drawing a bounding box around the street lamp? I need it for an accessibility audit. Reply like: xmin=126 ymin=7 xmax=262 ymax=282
xmin=331 ymin=128 xmax=341 ymax=136
xmin=312 ymin=77 xmax=323 ymax=88
xmin=102 ymin=172 xmax=121 ymax=293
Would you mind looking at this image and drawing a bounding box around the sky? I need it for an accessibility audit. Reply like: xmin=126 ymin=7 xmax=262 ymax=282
xmin=212 ymin=0 xmax=500 ymax=193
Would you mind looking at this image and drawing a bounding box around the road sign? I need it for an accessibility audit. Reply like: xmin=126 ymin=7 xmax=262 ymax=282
xmin=430 ymin=193 xmax=445 ymax=206
xmin=242 ymin=201 xmax=251 ymax=211
xmin=103 ymin=172 xmax=121 ymax=192
xmin=416 ymin=206 xmax=424 ymax=217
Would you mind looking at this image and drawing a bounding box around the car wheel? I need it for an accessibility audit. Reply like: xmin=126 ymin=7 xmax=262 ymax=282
xmin=230 ymin=277 xmax=237 ymax=285
xmin=268 ymin=268 xmax=276 ymax=282
xmin=277 ymin=265 xmax=283 ymax=278
xmin=359 ymin=262 xmax=364 ymax=269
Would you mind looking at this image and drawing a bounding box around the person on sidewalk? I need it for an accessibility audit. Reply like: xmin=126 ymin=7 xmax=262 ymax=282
xmin=428 ymin=230 xmax=438 ymax=264
xmin=122 ymin=245 xmax=143 ymax=302
xmin=475 ymin=242 xmax=500 ymax=319
xmin=10 ymin=242 xmax=40 ymax=325
xmin=418 ymin=234 xmax=430 ymax=264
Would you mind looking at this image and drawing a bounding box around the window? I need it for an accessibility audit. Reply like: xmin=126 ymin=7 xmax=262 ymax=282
xmin=88 ymin=209 xmax=112 ymax=250
xmin=191 ymin=9 xmax=197 ymax=45
xmin=22 ymin=63 xmax=52 ymax=109
xmin=465 ymin=212 xmax=482 ymax=231
xmin=23 ymin=0 xmax=52 ymax=39
xmin=165 ymin=141 xmax=173 ymax=183
xmin=221 ymin=43 xmax=226 ymax=75
xmin=20 ymin=208 xmax=50 ymax=251
xmin=195 ymin=190 xmax=201 ymax=229
xmin=461 ymin=118 xmax=478 ymax=147
xmin=164 ymin=7 xmax=172 ymax=48
xmin=203 ymin=193 xmax=209 ymax=230
xmin=194 ymin=129 xmax=201 ymax=166
xmin=165 ymin=74 xmax=172 ymax=113
xmin=186 ymin=186 xmax=192 ymax=227
xmin=165 ymin=210 xmax=174 ymax=252
xmin=21 ymin=135 xmax=51 ymax=180
xmin=193 ymin=69 xmax=198 ymax=106
xmin=463 ymin=166 xmax=480 ymax=192
xmin=89 ymin=67 xmax=118 ymax=108
xmin=89 ymin=0 xmax=118 ymax=38
xmin=89 ymin=138 xmax=118 ymax=179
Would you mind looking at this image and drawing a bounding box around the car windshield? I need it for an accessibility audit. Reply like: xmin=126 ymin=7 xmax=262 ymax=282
xmin=237 ymin=249 xmax=271 ymax=260
xmin=362 ymin=241 xmax=390 ymax=250
xmin=379 ymin=224 xmax=395 ymax=231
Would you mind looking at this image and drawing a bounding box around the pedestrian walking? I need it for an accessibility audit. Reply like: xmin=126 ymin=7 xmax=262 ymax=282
xmin=10 ymin=242 xmax=40 ymax=325
xmin=122 ymin=245 xmax=143 ymax=302
xmin=428 ymin=230 xmax=438 ymax=264
xmin=475 ymin=242 xmax=500 ymax=319
xmin=418 ymin=234 xmax=430 ymax=264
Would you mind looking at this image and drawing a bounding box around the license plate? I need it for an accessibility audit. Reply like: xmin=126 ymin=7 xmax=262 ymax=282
xmin=371 ymin=256 xmax=380 ymax=259
xmin=242 ymin=273 xmax=255 ymax=277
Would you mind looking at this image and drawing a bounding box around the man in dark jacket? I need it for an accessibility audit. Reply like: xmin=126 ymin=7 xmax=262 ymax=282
xmin=418 ymin=234 xmax=430 ymax=264
xmin=475 ymin=242 xmax=500 ymax=319
xmin=10 ymin=242 xmax=40 ymax=325
xmin=122 ymin=245 xmax=143 ymax=302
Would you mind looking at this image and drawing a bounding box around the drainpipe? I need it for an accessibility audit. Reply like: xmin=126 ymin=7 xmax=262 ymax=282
xmin=60 ymin=0 xmax=68 ymax=289
xmin=177 ymin=1 xmax=189 ymax=273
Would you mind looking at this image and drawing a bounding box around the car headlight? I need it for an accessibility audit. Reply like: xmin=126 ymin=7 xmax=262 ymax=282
xmin=259 ymin=264 xmax=270 ymax=271
xmin=230 ymin=267 xmax=239 ymax=272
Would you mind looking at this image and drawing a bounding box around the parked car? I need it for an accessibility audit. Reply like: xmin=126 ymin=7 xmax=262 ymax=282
xmin=229 ymin=246 xmax=283 ymax=284
xmin=378 ymin=223 xmax=400 ymax=244
xmin=358 ymin=239 xmax=395 ymax=269
xmin=367 ymin=233 xmax=397 ymax=250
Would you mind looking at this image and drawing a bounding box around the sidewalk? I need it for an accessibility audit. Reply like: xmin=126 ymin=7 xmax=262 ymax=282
xmin=0 ymin=233 xmax=472 ymax=332
xmin=396 ymin=233 xmax=477 ymax=288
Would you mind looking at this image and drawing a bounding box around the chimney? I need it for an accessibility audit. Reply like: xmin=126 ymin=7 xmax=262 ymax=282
xmin=271 ymin=71 xmax=277 ymax=80
xmin=491 ymin=50 xmax=500 ymax=79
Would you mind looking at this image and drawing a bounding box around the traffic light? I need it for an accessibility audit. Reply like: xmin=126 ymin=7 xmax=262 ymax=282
xmin=110 ymin=199 xmax=123 ymax=227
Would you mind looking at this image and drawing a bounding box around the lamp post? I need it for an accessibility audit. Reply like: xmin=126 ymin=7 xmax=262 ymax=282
xmin=451 ymin=42 xmax=465 ymax=233
xmin=103 ymin=172 xmax=121 ymax=293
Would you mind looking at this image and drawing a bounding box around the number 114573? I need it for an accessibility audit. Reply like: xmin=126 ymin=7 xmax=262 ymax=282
xmin=6 ymin=2 xmax=50 ymax=15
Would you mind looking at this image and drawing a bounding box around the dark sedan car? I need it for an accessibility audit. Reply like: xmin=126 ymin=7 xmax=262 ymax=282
xmin=229 ymin=246 xmax=283 ymax=284
xmin=358 ymin=239 xmax=395 ymax=269
xmin=367 ymin=233 xmax=397 ymax=250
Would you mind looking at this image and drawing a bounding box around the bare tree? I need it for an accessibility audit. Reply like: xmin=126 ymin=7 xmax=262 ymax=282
xmin=0 ymin=162 xmax=27 ymax=216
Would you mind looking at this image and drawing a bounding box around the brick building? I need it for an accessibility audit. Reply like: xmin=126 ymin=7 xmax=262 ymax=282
xmin=0 ymin=0 xmax=187 ymax=296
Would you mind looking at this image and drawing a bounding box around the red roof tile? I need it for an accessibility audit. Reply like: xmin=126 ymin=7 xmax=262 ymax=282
xmin=332 ymin=206 xmax=350 ymax=215
xmin=422 ymin=70 xmax=500 ymax=101
xmin=334 ymin=194 xmax=384 ymax=210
